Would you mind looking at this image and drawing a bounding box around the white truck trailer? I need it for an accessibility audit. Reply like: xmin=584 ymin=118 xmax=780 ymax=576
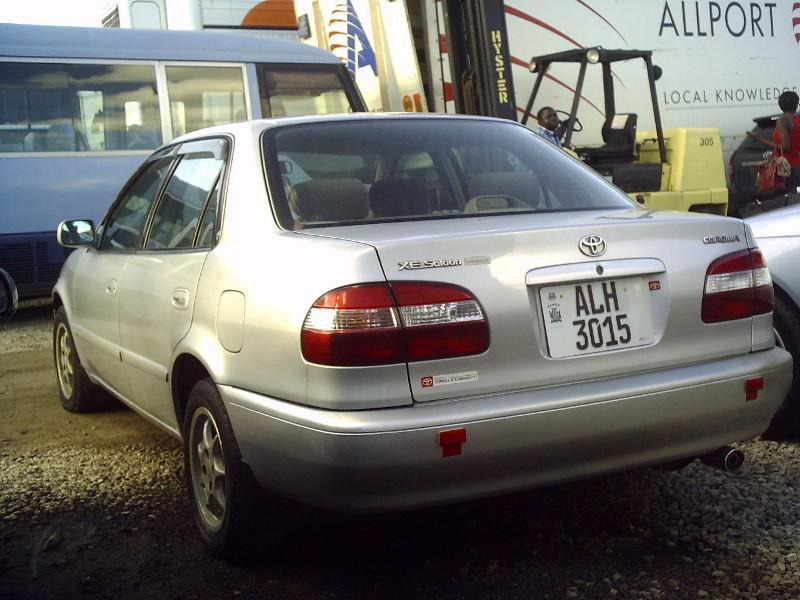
xmin=295 ymin=0 xmax=800 ymax=160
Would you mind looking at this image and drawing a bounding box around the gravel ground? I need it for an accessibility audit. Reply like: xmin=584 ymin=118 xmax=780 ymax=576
xmin=1 ymin=304 xmax=800 ymax=599
xmin=0 ymin=299 xmax=52 ymax=353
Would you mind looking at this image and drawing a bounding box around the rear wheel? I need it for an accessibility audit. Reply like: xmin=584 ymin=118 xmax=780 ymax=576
xmin=53 ymin=306 xmax=104 ymax=412
xmin=763 ymin=294 xmax=800 ymax=439
xmin=184 ymin=378 xmax=261 ymax=557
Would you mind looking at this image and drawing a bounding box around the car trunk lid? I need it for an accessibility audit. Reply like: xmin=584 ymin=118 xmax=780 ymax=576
xmin=299 ymin=209 xmax=757 ymax=403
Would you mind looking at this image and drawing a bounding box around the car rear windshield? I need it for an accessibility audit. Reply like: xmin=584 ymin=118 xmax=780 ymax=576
xmin=263 ymin=118 xmax=635 ymax=229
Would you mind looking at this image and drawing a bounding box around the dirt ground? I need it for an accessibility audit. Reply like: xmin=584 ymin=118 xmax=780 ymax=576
xmin=0 ymin=310 xmax=166 ymax=448
xmin=2 ymin=303 xmax=800 ymax=600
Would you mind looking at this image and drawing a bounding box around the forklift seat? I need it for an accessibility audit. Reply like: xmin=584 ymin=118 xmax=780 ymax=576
xmin=602 ymin=113 xmax=637 ymax=146
xmin=578 ymin=113 xmax=638 ymax=165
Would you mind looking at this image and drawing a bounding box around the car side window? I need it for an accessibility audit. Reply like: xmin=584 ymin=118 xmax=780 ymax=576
xmin=145 ymin=142 xmax=226 ymax=250
xmin=100 ymin=157 xmax=174 ymax=251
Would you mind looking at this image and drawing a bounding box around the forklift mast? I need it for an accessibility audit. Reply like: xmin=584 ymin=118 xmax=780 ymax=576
xmin=441 ymin=0 xmax=517 ymax=121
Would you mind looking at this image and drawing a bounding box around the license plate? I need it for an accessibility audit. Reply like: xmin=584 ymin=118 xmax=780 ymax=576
xmin=539 ymin=278 xmax=655 ymax=358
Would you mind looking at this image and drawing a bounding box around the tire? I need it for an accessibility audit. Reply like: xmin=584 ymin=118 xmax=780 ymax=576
xmin=763 ymin=294 xmax=800 ymax=440
xmin=183 ymin=378 xmax=263 ymax=558
xmin=53 ymin=306 xmax=104 ymax=413
xmin=727 ymin=191 xmax=755 ymax=218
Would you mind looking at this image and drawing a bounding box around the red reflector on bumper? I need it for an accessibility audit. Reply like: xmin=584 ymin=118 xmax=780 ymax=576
xmin=745 ymin=377 xmax=764 ymax=401
xmin=439 ymin=428 xmax=467 ymax=457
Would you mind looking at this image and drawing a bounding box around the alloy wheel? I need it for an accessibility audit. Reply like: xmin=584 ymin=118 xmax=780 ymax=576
xmin=55 ymin=322 xmax=75 ymax=399
xmin=188 ymin=407 xmax=227 ymax=533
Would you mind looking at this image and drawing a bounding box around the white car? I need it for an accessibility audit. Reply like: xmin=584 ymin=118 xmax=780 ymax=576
xmin=747 ymin=204 xmax=800 ymax=438
xmin=53 ymin=114 xmax=792 ymax=555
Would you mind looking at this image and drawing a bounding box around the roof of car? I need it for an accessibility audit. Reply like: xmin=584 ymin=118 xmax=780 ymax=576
xmin=169 ymin=113 xmax=518 ymax=145
xmin=753 ymin=114 xmax=780 ymax=128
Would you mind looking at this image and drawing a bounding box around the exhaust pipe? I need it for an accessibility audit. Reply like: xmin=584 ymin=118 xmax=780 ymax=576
xmin=700 ymin=446 xmax=744 ymax=473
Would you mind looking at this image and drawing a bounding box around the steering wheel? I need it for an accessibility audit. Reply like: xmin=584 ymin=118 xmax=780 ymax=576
xmin=556 ymin=110 xmax=583 ymax=133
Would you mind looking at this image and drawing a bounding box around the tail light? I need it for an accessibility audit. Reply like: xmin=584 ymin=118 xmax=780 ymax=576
xmin=301 ymin=282 xmax=489 ymax=366
xmin=702 ymin=249 xmax=773 ymax=323
xmin=728 ymin=150 xmax=736 ymax=186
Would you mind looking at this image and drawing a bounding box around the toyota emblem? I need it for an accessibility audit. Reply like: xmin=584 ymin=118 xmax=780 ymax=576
xmin=579 ymin=234 xmax=607 ymax=257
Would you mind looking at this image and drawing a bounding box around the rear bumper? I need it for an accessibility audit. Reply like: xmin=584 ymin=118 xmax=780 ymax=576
xmin=223 ymin=347 xmax=792 ymax=512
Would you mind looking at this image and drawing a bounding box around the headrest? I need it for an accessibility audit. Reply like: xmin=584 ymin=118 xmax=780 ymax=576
xmin=47 ymin=122 xmax=77 ymax=151
xmin=369 ymin=178 xmax=431 ymax=217
xmin=23 ymin=131 xmax=46 ymax=152
xmin=126 ymin=125 xmax=160 ymax=150
xmin=467 ymin=172 xmax=543 ymax=209
xmin=291 ymin=178 xmax=369 ymax=222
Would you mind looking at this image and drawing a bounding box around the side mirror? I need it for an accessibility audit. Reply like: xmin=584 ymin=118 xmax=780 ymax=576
xmin=0 ymin=268 xmax=18 ymax=321
xmin=57 ymin=219 xmax=96 ymax=247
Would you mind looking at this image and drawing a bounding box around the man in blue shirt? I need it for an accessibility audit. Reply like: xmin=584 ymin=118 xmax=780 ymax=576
xmin=537 ymin=106 xmax=562 ymax=147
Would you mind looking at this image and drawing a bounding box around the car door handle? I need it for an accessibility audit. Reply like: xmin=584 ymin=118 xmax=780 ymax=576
xmin=105 ymin=280 xmax=118 ymax=297
xmin=171 ymin=288 xmax=190 ymax=310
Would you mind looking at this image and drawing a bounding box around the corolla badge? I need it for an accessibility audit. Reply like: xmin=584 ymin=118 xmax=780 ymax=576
xmin=579 ymin=234 xmax=607 ymax=257
xmin=703 ymin=234 xmax=740 ymax=244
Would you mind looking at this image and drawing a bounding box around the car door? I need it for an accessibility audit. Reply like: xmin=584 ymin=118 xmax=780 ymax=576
xmin=71 ymin=154 xmax=176 ymax=398
xmin=117 ymin=138 xmax=228 ymax=429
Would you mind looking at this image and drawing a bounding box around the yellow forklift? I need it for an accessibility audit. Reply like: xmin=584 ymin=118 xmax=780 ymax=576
xmin=520 ymin=47 xmax=728 ymax=215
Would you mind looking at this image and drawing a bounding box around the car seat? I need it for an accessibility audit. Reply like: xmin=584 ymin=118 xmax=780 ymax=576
xmin=369 ymin=178 xmax=432 ymax=217
xmin=46 ymin=121 xmax=81 ymax=151
xmin=290 ymin=178 xmax=369 ymax=222
xmin=466 ymin=172 xmax=544 ymax=210
xmin=23 ymin=131 xmax=47 ymax=151
xmin=126 ymin=125 xmax=160 ymax=150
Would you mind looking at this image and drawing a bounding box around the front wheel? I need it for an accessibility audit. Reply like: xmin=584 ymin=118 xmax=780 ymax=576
xmin=184 ymin=378 xmax=261 ymax=557
xmin=763 ymin=294 xmax=800 ymax=439
xmin=53 ymin=306 xmax=104 ymax=412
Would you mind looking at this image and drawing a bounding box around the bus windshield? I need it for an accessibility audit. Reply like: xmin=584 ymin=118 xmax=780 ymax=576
xmin=258 ymin=65 xmax=355 ymax=118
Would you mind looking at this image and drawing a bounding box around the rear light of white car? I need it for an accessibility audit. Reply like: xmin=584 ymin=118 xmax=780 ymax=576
xmin=702 ymin=249 xmax=773 ymax=323
xmin=301 ymin=282 xmax=489 ymax=366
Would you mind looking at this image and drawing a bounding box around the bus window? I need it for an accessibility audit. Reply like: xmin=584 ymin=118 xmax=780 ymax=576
xmin=0 ymin=22 xmax=367 ymax=300
xmin=0 ymin=62 xmax=162 ymax=152
xmin=258 ymin=65 xmax=353 ymax=118
xmin=165 ymin=66 xmax=246 ymax=136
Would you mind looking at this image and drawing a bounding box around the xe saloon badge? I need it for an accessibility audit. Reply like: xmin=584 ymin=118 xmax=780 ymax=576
xmin=397 ymin=256 xmax=490 ymax=271
xmin=579 ymin=234 xmax=607 ymax=257
xmin=399 ymin=259 xmax=463 ymax=270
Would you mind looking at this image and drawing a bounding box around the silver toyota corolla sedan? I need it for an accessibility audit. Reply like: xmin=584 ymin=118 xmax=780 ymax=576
xmin=53 ymin=114 xmax=792 ymax=555
xmin=747 ymin=205 xmax=800 ymax=438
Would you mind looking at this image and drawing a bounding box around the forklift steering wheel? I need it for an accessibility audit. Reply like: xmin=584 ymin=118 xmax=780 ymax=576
xmin=556 ymin=110 xmax=583 ymax=132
